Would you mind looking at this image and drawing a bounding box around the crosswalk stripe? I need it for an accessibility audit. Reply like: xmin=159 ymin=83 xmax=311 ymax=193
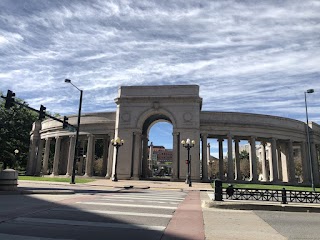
xmin=14 ymin=217 xmax=166 ymax=231
xmin=76 ymin=202 xmax=177 ymax=209
xmin=52 ymin=208 xmax=172 ymax=218
xmin=0 ymin=233 xmax=72 ymax=240
xmin=109 ymin=193 xmax=185 ymax=197
xmin=97 ymin=198 xmax=178 ymax=204
xmin=101 ymin=196 xmax=183 ymax=201
xmin=111 ymin=193 xmax=186 ymax=199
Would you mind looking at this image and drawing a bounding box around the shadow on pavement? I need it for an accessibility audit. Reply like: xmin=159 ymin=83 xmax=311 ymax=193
xmin=0 ymin=187 xmax=193 ymax=240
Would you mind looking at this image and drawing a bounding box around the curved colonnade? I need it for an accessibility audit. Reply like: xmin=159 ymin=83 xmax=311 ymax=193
xmin=27 ymin=110 xmax=320 ymax=185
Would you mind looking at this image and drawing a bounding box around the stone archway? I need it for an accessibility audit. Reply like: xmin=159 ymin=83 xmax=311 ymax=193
xmin=112 ymin=85 xmax=202 ymax=181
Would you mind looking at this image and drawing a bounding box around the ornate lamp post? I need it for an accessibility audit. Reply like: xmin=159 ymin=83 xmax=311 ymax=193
xmin=181 ymin=138 xmax=195 ymax=187
xmin=305 ymin=89 xmax=315 ymax=192
xmin=65 ymin=79 xmax=83 ymax=184
xmin=111 ymin=137 xmax=124 ymax=182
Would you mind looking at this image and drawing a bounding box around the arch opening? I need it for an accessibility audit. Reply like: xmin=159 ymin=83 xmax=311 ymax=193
xmin=141 ymin=114 xmax=173 ymax=180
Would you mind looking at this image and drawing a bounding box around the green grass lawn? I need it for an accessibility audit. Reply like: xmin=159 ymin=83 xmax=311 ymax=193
xmin=18 ymin=176 xmax=95 ymax=184
xmin=210 ymin=182 xmax=319 ymax=192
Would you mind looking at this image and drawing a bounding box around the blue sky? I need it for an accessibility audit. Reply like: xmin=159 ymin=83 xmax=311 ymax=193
xmin=1 ymin=0 xmax=319 ymax=155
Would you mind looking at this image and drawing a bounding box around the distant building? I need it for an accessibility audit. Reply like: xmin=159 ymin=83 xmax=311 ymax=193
xmin=149 ymin=144 xmax=173 ymax=176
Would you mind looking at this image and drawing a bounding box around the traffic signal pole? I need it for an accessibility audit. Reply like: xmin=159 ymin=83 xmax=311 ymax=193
xmin=1 ymin=90 xmax=75 ymax=129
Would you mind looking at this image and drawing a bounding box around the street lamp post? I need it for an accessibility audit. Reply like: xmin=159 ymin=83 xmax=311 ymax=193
xmin=65 ymin=79 xmax=83 ymax=184
xmin=111 ymin=137 xmax=124 ymax=182
xmin=14 ymin=149 xmax=19 ymax=169
xmin=181 ymin=138 xmax=195 ymax=187
xmin=305 ymin=89 xmax=315 ymax=192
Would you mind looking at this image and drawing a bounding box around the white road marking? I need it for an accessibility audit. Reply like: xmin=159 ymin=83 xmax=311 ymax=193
xmin=76 ymin=202 xmax=177 ymax=209
xmin=101 ymin=196 xmax=183 ymax=201
xmin=14 ymin=217 xmax=166 ymax=231
xmin=96 ymin=198 xmax=178 ymax=204
xmin=52 ymin=208 xmax=172 ymax=218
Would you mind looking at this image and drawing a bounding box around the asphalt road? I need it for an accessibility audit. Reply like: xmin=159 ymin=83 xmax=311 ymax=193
xmin=0 ymin=189 xmax=188 ymax=240
xmin=254 ymin=210 xmax=320 ymax=240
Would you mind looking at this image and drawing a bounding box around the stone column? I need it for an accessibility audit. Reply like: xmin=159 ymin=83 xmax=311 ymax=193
xmin=106 ymin=134 xmax=115 ymax=179
xmin=132 ymin=132 xmax=142 ymax=179
xmin=311 ymin=143 xmax=320 ymax=185
xmin=249 ymin=137 xmax=257 ymax=182
xmin=227 ymin=134 xmax=233 ymax=181
xmin=207 ymin=143 xmax=212 ymax=179
xmin=277 ymin=143 xmax=283 ymax=181
xmin=141 ymin=135 xmax=149 ymax=178
xmin=51 ymin=137 xmax=61 ymax=176
xmin=35 ymin=139 xmax=45 ymax=176
xmin=66 ymin=136 xmax=76 ymax=176
xmin=287 ymin=140 xmax=295 ymax=183
xmin=101 ymin=137 xmax=110 ymax=177
xmin=260 ymin=141 xmax=268 ymax=182
xmin=280 ymin=142 xmax=289 ymax=182
xmin=270 ymin=138 xmax=279 ymax=182
xmin=42 ymin=138 xmax=51 ymax=175
xmin=172 ymin=132 xmax=180 ymax=180
xmin=78 ymin=140 xmax=85 ymax=175
xmin=84 ymin=134 xmax=95 ymax=177
xmin=148 ymin=142 xmax=154 ymax=171
xmin=26 ymin=121 xmax=41 ymax=175
xmin=234 ymin=139 xmax=241 ymax=180
xmin=218 ymin=138 xmax=224 ymax=180
xmin=201 ymin=133 xmax=208 ymax=181
xmin=301 ymin=141 xmax=310 ymax=183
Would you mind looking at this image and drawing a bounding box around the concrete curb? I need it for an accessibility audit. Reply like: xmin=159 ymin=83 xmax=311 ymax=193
xmin=202 ymin=200 xmax=320 ymax=213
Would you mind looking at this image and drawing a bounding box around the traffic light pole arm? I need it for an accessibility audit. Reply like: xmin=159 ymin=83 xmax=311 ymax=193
xmin=1 ymin=95 xmax=76 ymax=129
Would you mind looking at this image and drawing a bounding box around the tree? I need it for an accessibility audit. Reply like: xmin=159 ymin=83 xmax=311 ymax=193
xmin=239 ymin=150 xmax=250 ymax=180
xmin=0 ymin=94 xmax=38 ymax=170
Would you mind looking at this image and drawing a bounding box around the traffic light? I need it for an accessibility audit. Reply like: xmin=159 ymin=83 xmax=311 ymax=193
xmin=4 ymin=90 xmax=15 ymax=109
xmin=63 ymin=116 xmax=68 ymax=129
xmin=39 ymin=105 xmax=46 ymax=120
xmin=79 ymin=147 xmax=84 ymax=156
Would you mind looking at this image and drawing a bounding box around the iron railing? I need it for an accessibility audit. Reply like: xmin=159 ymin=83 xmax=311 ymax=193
xmin=222 ymin=186 xmax=320 ymax=204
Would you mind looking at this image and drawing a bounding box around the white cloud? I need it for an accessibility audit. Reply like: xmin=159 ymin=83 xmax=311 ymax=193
xmin=0 ymin=0 xmax=319 ymax=127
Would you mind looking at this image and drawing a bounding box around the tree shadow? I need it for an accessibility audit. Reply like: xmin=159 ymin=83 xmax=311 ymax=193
xmin=0 ymin=186 xmax=194 ymax=240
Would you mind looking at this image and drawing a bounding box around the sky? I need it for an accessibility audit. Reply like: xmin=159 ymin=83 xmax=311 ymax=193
xmin=1 ymin=0 xmax=319 ymax=154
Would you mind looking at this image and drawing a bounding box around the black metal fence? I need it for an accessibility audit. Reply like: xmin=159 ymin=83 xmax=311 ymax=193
xmin=214 ymin=181 xmax=320 ymax=204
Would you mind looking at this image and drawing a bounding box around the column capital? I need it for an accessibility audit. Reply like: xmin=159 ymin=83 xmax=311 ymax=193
xmin=141 ymin=134 xmax=148 ymax=141
xmin=234 ymin=138 xmax=240 ymax=143
xmin=55 ymin=136 xmax=61 ymax=140
xmin=207 ymin=143 xmax=210 ymax=147
xmin=217 ymin=138 xmax=224 ymax=142
xmin=260 ymin=141 xmax=267 ymax=146
xmin=172 ymin=132 xmax=180 ymax=136
xmin=249 ymin=136 xmax=256 ymax=143
xmin=133 ymin=131 xmax=142 ymax=136
xmin=287 ymin=139 xmax=293 ymax=144
xmin=200 ymin=133 xmax=208 ymax=138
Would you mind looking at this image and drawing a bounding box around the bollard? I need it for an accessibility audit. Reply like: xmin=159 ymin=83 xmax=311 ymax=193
xmin=0 ymin=169 xmax=18 ymax=191
xmin=214 ymin=179 xmax=223 ymax=201
xmin=281 ymin=187 xmax=287 ymax=204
